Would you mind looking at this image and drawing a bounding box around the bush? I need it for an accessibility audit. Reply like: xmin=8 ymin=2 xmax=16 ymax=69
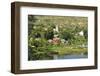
xmin=28 ymin=38 xmax=54 ymax=60
xmin=60 ymin=29 xmax=74 ymax=41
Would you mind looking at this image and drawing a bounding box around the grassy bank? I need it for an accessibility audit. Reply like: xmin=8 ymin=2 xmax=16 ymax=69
xmin=50 ymin=46 xmax=87 ymax=56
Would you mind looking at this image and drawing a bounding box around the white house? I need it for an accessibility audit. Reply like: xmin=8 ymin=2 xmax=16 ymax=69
xmin=79 ymin=31 xmax=84 ymax=36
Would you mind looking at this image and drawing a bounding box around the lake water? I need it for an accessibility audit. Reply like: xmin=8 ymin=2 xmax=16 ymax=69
xmin=54 ymin=54 xmax=88 ymax=59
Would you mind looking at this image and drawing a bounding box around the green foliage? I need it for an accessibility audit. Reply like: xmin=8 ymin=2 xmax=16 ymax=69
xmin=28 ymin=38 xmax=53 ymax=60
xmin=44 ymin=26 xmax=54 ymax=39
xmin=60 ymin=29 xmax=74 ymax=41
xmin=83 ymin=28 xmax=88 ymax=39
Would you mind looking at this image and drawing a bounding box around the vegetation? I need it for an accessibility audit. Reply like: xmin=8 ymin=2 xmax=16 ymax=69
xmin=28 ymin=15 xmax=88 ymax=60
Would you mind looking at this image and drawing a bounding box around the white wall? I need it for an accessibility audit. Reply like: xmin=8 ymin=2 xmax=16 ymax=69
xmin=0 ymin=0 xmax=100 ymax=76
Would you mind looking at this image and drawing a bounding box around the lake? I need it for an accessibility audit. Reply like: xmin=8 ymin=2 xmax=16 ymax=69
xmin=53 ymin=54 xmax=88 ymax=59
